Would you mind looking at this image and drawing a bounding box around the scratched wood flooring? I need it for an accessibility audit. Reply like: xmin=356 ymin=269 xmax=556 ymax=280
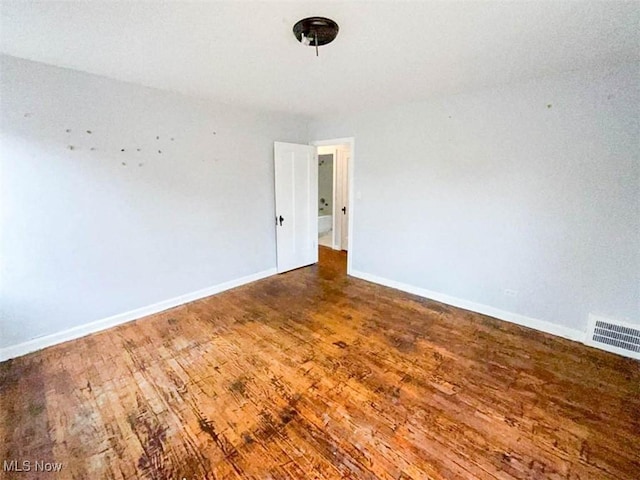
xmin=1 ymin=247 xmax=639 ymax=479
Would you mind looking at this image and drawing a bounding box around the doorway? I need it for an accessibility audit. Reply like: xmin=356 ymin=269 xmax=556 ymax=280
xmin=311 ymin=138 xmax=354 ymax=274
xmin=316 ymin=144 xmax=350 ymax=251
xmin=317 ymin=148 xmax=334 ymax=248
xmin=273 ymin=137 xmax=354 ymax=275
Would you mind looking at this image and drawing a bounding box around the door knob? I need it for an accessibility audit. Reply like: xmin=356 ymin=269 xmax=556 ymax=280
xmin=341 ymin=206 xmax=346 ymax=214
xmin=279 ymin=215 xmax=284 ymax=226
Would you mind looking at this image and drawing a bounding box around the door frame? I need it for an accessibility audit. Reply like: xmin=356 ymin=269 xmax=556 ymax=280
xmin=310 ymin=137 xmax=355 ymax=276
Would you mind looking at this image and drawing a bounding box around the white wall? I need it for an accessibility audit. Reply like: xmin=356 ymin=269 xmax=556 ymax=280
xmin=311 ymin=62 xmax=639 ymax=335
xmin=0 ymin=55 xmax=308 ymax=350
xmin=2 ymin=55 xmax=638 ymax=355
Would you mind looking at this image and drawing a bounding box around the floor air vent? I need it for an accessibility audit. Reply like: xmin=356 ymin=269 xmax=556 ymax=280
xmin=585 ymin=314 xmax=640 ymax=360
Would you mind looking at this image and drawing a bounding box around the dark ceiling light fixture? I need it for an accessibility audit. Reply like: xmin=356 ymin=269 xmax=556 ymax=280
xmin=293 ymin=17 xmax=339 ymax=57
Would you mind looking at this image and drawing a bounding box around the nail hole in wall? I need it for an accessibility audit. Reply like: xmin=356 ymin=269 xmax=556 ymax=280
xmin=86 ymin=130 xmax=92 ymax=134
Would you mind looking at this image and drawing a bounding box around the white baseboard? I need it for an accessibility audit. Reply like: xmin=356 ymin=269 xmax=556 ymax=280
xmin=350 ymin=269 xmax=585 ymax=343
xmin=0 ymin=268 xmax=277 ymax=362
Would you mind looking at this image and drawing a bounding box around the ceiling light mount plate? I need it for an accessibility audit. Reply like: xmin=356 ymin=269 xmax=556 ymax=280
xmin=293 ymin=17 xmax=339 ymax=55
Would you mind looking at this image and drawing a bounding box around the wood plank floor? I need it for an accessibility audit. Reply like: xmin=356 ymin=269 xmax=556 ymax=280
xmin=1 ymin=247 xmax=639 ymax=479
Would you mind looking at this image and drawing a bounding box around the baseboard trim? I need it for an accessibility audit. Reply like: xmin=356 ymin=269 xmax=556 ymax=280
xmin=350 ymin=269 xmax=585 ymax=343
xmin=0 ymin=268 xmax=277 ymax=362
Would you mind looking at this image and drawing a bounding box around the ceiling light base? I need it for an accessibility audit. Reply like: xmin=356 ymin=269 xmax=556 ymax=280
xmin=293 ymin=17 xmax=339 ymax=56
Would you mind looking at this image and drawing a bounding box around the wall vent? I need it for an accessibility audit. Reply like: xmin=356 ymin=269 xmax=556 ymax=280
xmin=585 ymin=314 xmax=640 ymax=360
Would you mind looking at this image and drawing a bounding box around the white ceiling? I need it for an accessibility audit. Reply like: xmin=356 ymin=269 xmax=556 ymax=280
xmin=1 ymin=1 xmax=638 ymax=118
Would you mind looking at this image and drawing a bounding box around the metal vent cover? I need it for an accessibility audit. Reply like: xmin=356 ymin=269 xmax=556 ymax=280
xmin=585 ymin=314 xmax=640 ymax=360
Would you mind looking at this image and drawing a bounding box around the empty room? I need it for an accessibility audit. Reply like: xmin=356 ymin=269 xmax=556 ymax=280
xmin=1 ymin=1 xmax=638 ymax=479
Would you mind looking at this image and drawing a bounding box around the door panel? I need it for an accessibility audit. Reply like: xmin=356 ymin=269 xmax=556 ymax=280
xmin=331 ymin=149 xmax=341 ymax=250
xmin=274 ymin=142 xmax=317 ymax=273
xmin=340 ymin=151 xmax=350 ymax=250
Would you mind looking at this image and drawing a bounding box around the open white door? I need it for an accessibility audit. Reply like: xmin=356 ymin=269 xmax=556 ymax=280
xmin=339 ymin=149 xmax=350 ymax=250
xmin=331 ymin=145 xmax=350 ymax=251
xmin=274 ymin=142 xmax=318 ymax=273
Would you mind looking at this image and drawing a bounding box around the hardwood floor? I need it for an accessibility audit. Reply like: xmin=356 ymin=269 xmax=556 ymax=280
xmin=1 ymin=247 xmax=639 ymax=479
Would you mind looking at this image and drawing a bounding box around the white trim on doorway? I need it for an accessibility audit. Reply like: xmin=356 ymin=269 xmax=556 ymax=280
xmin=310 ymin=137 xmax=355 ymax=276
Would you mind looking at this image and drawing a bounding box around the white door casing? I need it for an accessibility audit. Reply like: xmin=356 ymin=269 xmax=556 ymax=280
xmin=274 ymin=142 xmax=318 ymax=273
